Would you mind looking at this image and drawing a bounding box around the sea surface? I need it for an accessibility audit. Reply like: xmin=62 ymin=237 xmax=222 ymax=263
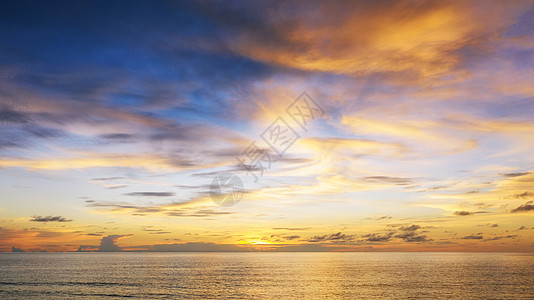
xmin=0 ymin=252 xmax=533 ymax=299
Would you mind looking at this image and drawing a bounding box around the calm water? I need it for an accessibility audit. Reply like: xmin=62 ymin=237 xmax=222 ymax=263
xmin=0 ymin=252 xmax=533 ymax=299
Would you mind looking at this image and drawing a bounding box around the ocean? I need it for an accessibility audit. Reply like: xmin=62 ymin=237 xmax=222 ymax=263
xmin=1 ymin=252 xmax=533 ymax=299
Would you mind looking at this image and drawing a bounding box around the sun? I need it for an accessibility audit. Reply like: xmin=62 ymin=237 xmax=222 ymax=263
xmin=239 ymin=239 xmax=272 ymax=245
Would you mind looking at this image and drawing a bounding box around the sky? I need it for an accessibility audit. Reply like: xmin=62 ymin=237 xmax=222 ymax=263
xmin=1 ymin=0 xmax=534 ymax=252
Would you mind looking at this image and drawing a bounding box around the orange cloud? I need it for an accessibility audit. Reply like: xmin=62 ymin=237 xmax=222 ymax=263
xmin=229 ymin=1 xmax=526 ymax=78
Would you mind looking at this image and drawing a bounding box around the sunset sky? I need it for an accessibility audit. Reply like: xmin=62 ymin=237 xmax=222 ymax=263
xmin=1 ymin=0 xmax=534 ymax=252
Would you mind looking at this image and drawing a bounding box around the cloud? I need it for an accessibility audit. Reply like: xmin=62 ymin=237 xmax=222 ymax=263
xmin=0 ymin=105 xmax=30 ymax=124
xmin=125 ymin=192 xmax=175 ymax=197
xmin=512 ymin=192 xmax=534 ymax=199
xmin=134 ymin=242 xmax=350 ymax=252
xmin=394 ymin=231 xmax=416 ymax=239
xmin=503 ymin=172 xmax=531 ymax=178
xmin=271 ymin=244 xmax=353 ymax=252
xmin=511 ymin=201 xmax=534 ymax=213
xmin=307 ymin=232 xmax=355 ymax=243
xmin=219 ymin=0 xmax=526 ymax=79
xmin=164 ymin=209 xmax=233 ymax=218
xmin=91 ymin=177 xmax=127 ymax=181
xmin=361 ymin=232 xmax=393 ymax=242
xmin=99 ymin=133 xmax=135 ymax=140
xmin=484 ymin=235 xmax=518 ymax=241
xmin=461 ymin=235 xmax=483 ymax=240
xmin=283 ymin=235 xmax=301 ymax=240
xmin=2 ymin=1 xmax=534 ymax=254
xmin=11 ymin=246 xmax=24 ymax=252
xmin=142 ymin=227 xmax=171 ymax=235
xmin=399 ymin=225 xmax=421 ymax=232
xmin=87 ymin=198 xmax=234 ymax=218
xmin=362 ymin=176 xmax=413 ymax=185
xmin=77 ymin=245 xmax=98 ymax=252
xmin=272 ymin=227 xmax=311 ymax=231
xmin=366 ymin=215 xmax=393 ymax=220
xmin=403 ymin=235 xmax=433 ymax=243
xmin=453 ymin=211 xmax=488 ymax=216
xmin=148 ymin=242 xmax=251 ymax=252
xmin=85 ymin=233 xmax=103 ymax=236
xmin=454 ymin=211 xmax=472 ymax=216
xmin=98 ymin=234 xmax=132 ymax=252
xmin=30 ymin=216 xmax=72 ymax=222
xmin=106 ymin=185 xmax=128 ymax=190
xmin=390 ymin=224 xmax=433 ymax=243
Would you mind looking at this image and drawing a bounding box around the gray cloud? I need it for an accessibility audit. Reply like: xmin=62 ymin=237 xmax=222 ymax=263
xmin=271 ymin=244 xmax=354 ymax=252
xmin=511 ymin=201 xmax=534 ymax=213
xmin=30 ymin=216 xmax=72 ymax=222
xmin=85 ymin=233 xmax=103 ymax=236
xmin=363 ymin=224 xmax=432 ymax=243
xmin=366 ymin=215 xmax=392 ymax=220
xmin=0 ymin=105 xmax=30 ymax=124
xmin=361 ymin=232 xmax=394 ymax=242
xmin=100 ymin=133 xmax=135 ymax=140
xmin=484 ymin=235 xmax=517 ymax=241
xmin=454 ymin=211 xmax=489 ymax=216
xmin=106 ymin=185 xmax=128 ymax=189
xmin=76 ymin=245 xmax=98 ymax=252
xmin=394 ymin=225 xmax=432 ymax=243
xmin=404 ymin=235 xmax=432 ymax=242
xmin=461 ymin=235 xmax=483 ymax=240
xmin=503 ymin=172 xmax=531 ymax=178
xmin=11 ymin=246 xmax=24 ymax=252
xmin=399 ymin=225 xmax=420 ymax=231
xmin=308 ymin=232 xmax=355 ymax=243
xmin=512 ymin=192 xmax=534 ymax=199
xmin=142 ymin=227 xmax=172 ymax=235
xmin=394 ymin=231 xmax=416 ymax=239
xmin=98 ymin=234 xmax=132 ymax=252
xmin=454 ymin=211 xmax=473 ymax=216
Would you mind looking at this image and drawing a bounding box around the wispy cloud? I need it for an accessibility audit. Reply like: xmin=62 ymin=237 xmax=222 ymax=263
xmin=511 ymin=201 xmax=534 ymax=213
xmin=125 ymin=192 xmax=175 ymax=197
xmin=461 ymin=235 xmax=483 ymax=240
xmin=30 ymin=216 xmax=72 ymax=223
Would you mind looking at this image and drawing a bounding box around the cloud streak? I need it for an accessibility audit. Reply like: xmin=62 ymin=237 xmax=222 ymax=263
xmin=30 ymin=216 xmax=72 ymax=223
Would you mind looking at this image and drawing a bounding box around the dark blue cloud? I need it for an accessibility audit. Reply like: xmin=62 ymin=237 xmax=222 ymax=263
xmin=0 ymin=0 xmax=276 ymax=126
